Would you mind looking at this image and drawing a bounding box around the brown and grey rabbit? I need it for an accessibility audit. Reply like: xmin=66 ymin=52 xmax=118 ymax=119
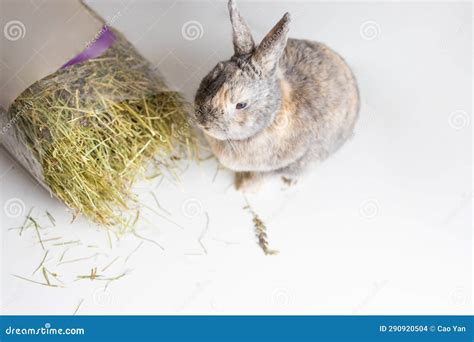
xmin=194 ymin=0 xmax=359 ymax=192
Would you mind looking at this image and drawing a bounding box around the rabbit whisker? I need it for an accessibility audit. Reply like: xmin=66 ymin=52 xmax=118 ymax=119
xmin=219 ymin=125 xmax=240 ymax=155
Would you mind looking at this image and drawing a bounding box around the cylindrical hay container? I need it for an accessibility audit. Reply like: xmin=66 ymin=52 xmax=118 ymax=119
xmin=0 ymin=0 xmax=196 ymax=226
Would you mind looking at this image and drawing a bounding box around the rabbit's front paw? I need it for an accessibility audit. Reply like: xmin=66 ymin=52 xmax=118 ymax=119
xmin=235 ymin=172 xmax=263 ymax=193
xmin=281 ymin=176 xmax=298 ymax=187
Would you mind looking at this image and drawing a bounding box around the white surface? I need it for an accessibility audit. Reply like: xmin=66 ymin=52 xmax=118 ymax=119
xmin=0 ymin=0 xmax=472 ymax=315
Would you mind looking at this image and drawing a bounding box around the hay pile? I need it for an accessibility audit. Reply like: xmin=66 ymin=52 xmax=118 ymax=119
xmin=2 ymin=29 xmax=197 ymax=226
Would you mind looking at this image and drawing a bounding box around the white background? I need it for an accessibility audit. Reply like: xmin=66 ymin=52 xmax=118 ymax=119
xmin=0 ymin=0 xmax=472 ymax=315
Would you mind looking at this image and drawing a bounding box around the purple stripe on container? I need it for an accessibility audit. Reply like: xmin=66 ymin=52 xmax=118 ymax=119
xmin=61 ymin=27 xmax=116 ymax=68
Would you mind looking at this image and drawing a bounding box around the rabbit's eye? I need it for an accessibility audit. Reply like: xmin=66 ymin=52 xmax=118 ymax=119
xmin=235 ymin=102 xmax=247 ymax=110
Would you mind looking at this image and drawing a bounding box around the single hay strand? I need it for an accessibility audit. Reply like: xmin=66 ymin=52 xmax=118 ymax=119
xmin=124 ymin=241 xmax=144 ymax=263
xmin=58 ymin=253 xmax=103 ymax=266
xmin=101 ymin=256 xmax=120 ymax=272
xmin=19 ymin=207 xmax=34 ymax=236
xmin=42 ymin=267 xmax=51 ymax=286
xmin=150 ymin=191 xmax=172 ymax=216
xmin=32 ymin=250 xmax=49 ymax=275
xmin=29 ymin=217 xmax=45 ymax=251
xmin=73 ymin=299 xmax=85 ymax=315
xmin=44 ymin=268 xmax=65 ymax=285
xmin=243 ymin=199 xmax=279 ymax=256
xmin=53 ymin=240 xmax=82 ymax=247
xmin=12 ymin=274 xmax=63 ymax=288
xmin=45 ymin=210 xmax=56 ymax=226
xmin=199 ymin=212 xmax=210 ymax=255
xmin=132 ymin=230 xmax=164 ymax=251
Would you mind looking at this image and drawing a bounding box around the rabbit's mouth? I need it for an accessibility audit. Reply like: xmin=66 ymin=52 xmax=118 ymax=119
xmin=201 ymin=125 xmax=231 ymax=141
xmin=193 ymin=107 xmax=265 ymax=141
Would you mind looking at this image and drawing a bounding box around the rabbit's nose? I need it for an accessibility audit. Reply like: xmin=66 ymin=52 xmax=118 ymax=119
xmin=195 ymin=116 xmax=208 ymax=127
xmin=195 ymin=113 xmax=214 ymax=129
xmin=194 ymin=114 xmax=209 ymax=129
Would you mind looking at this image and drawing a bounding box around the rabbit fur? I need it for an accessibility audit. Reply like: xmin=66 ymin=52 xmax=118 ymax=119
xmin=194 ymin=0 xmax=359 ymax=191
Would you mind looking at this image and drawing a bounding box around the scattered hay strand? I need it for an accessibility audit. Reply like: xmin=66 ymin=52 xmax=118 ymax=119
xmin=53 ymin=240 xmax=82 ymax=247
xmin=142 ymin=201 xmax=184 ymax=230
xmin=76 ymin=268 xmax=128 ymax=286
xmin=106 ymin=230 xmax=114 ymax=249
xmin=58 ymin=253 xmax=103 ymax=266
xmin=150 ymin=191 xmax=172 ymax=216
xmin=44 ymin=268 xmax=65 ymax=285
xmin=29 ymin=217 xmax=45 ymax=251
xmin=103 ymin=271 xmax=129 ymax=290
xmin=77 ymin=267 xmax=100 ymax=281
xmin=59 ymin=248 xmax=70 ymax=263
xmin=199 ymin=212 xmax=210 ymax=255
xmin=45 ymin=211 xmax=56 ymax=226
xmin=42 ymin=237 xmax=62 ymax=243
xmin=212 ymin=164 xmax=221 ymax=183
xmin=73 ymin=299 xmax=84 ymax=315
xmin=11 ymin=211 xmax=132 ymax=295
xmin=184 ymin=212 xmax=209 ymax=256
xmin=124 ymin=242 xmax=144 ymax=263
xmin=101 ymin=256 xmax=120 ymax=272
xmin=42 ymin=267 xmax=51 ymax=286
xmin=12 ymin=274 xmax=63 ymax=288
xmin=132 ymin=230 xmax=164 ymax=251
xmin=32 ymin=250 xmax=49 ymax=275
xmin=243 ymin=199 xmax=279 ymax=256
xmin=19 ymin=207 xmax=34 ymax=236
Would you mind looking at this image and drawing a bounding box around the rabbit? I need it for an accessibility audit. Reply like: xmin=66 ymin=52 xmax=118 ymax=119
xmin=194 ymin=0 xmax=359 ymax=192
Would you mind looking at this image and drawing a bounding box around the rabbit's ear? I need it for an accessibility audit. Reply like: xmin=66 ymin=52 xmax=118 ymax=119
xmin=252 ymin=13 xmax=291 ymax=74
xmin=228 ymin=0 xmax=255 ymax=55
